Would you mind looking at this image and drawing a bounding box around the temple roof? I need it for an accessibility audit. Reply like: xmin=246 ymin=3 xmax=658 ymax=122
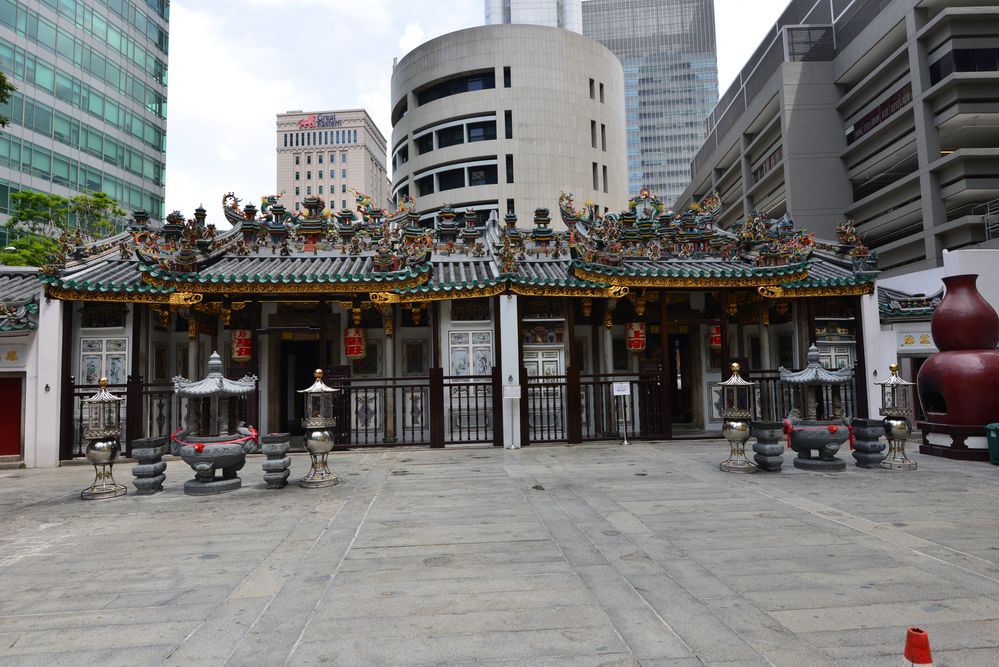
xmin=0 ymin=267 xmax=41 ymax=332
xmin=36 ymin=189 xmax=878 ymax=305
xmin=877 ymin=285 xmax=942 ymax=322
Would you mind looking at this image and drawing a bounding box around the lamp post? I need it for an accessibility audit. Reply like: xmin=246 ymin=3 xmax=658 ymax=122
xmin=80 ymin=377 xmax=127 ymax=499
xmin=878 ymin=363 xmax=917 ymax=470
xmin=718 ymin=363 xmax=756 ymax=473
xmin=298 ymin=369 xmax=341 ymax=488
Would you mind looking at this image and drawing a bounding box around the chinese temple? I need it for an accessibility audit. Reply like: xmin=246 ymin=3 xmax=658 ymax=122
xmin=29 ymin=188 xmax=878 ymax=462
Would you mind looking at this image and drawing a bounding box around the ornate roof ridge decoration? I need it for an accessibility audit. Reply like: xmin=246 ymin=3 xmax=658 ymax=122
xmin=0 ymin=268 xmax=41 ymax=331
xmin=877 ymin=285 xmax=943 ymax=322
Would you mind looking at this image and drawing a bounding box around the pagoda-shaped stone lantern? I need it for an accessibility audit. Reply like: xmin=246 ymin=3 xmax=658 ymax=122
xmin=80 ymin=378 xmax=127 ymax=499
xmin=717 ymin=363 xmax=756 ymax=473
xmin=780 ymin=345 xmax=853 ymax=471
xmin=297 ymin=369 xmax=341 ymax=488
xmin=172 ymin=352 xmax=258 ymax=495
xmin=878 ymin=363 xmax=917 ymax=470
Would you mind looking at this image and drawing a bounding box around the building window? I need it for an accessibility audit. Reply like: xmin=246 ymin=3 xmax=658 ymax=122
xmin=295 ymin=202 xmax=300 ymax=211
xmin=336 ymin=130 xmax=340 ymax=144
xmin=341 ymin=169 xmax=347 ymax=178
xmin=295 ymin=171 xmax=300 ymax=180
xmin=295 ymin=155 xmax=300 ymax=165
xmin=506 ymin=155 xmax=514 ymax=184
xmin=283 ymin=134 xmax=287 ymax=147
xmin=330 ymin=153 xmax=335 ymax=163
xmin=295 ymin=186 xmax=300 ymax=195
xmin=318 ymin=154 xmax=323 ymax=164
xmin=415 ymin=133 xmax=434 ymax=155
xmin=318 ymin=170 xmax=323 ymax=179
xmin=503 ymin=66 xmax=511 ymax=88
xmin=601 ymin=124 xmax=606 ymax=151
xmin=504 ymin=110 xmax=512 ymax=139
xmin=342 ymin=199 xmax=347 ymax=209
xmin=342 ymin=184 xmax=346 ymax=193
xmin=599 ymin=83 xmax=604 ymax=103
xmin=307 ymin=171 xmax=312 ymax=180
xmin=591 ymin=120 xmax=597 ymax=148
xmin=318 ymin=186 xmax=323 ymax=194
xmin=602 ymin=165 xmax=608 ymax=193
xmin=306 ymin=186 xmax=312 ymax=195
xmin=437 ymin=125 xmax=464 ymax=148
xmin=437 ymin=167 xmax=465 ymax=191
xmin=295 ymin=133 xmax=300 ymax=146
xmin=468 ymin=164 xmax=498 ymax=186
xmin=592 ymin=162 xmax=598 ymax=190
xmin=416 ymin=70 xmax=496 ymax=105
xmin=306 ymin=155 xmax=312 ymax=165
xmin=353 ymin=129 xmax=357 ymax=143
xmin=341 ymin=151 xmax=347 ymax=163
xmin=467 ymin=121 xmax=496 ymax=143
xmin=589 ymin=78 xmax=595 ymax=99
xmin=415 ymin=175 xmax=434 ymax=197
xmin=506 ymin=198 xmax=515 ymax=214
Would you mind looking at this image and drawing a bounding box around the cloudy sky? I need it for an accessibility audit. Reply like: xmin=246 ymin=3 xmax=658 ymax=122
xmin=164 ymin=0 xmax=787 ymax=220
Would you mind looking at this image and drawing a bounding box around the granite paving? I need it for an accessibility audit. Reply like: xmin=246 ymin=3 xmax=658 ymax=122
xmin=0 ymin=441 xmax=997 ymax=666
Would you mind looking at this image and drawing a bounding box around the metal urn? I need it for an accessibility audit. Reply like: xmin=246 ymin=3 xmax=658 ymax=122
xmin=298 ymin=369 xmax=341 ymax=488
xmin=718 ymin=363 xmax=757 ymax=473
xmin=878 ymin=363 xmax=917 ymax=470
xmin=80 ymin=377 xmax=127 ymax=499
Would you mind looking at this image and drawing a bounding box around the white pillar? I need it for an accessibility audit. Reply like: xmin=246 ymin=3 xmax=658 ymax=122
xmin=498 ymin=294 xmax=521 ymax=449
xmin=26 ymin=298 xmax=64 ymax=467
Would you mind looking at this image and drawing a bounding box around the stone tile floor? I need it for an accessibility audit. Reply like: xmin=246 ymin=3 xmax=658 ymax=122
xmin=0 ymin=441 xmax=997 ymax=666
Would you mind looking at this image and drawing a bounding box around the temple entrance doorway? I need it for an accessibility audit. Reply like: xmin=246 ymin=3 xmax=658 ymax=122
xmin=0 ymin=377 xmax=22 ymax=456
xmin=668 ymin=333 xmax=695 ymax=425
xmin=278 ymin=339 xmax=321 ymax=435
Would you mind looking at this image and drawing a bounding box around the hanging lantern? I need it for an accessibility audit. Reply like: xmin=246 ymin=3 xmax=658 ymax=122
xmin=344 ymin=327 xmax=366 ymax=360
xmin=708 ymin=325 xmax=722 ymax=350
xmin=625 ymin=322 xmax=646 ymax=351
xmin=230 ymin=329 xmax=252 ymax=364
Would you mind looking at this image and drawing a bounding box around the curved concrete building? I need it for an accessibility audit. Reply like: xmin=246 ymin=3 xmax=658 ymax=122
xmin=390 ymin=24 xmax=627 ymax=227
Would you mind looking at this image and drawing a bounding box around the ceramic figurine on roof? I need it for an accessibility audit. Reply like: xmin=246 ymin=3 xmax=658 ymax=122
xmin=530 ymin=208 xmax=556 ymax=250
xmin=435 ymin=205 xmax=460 ymax=245
xmin=297 ymin=196 xmax=328 ymax=251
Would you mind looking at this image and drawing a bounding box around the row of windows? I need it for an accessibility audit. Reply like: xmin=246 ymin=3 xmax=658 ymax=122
xmin=413 ymin=163 xmax=499 ymax=197
xmin=1 ymin=0 xmax=167 ymax=87
xmin=416 ymin=70 xmax=495 ymax=107
xmin=414 ymin=120 xmax=497 ymax=156
xmin=591 ymin=162 xmax=609 ymax=193
xmin=290 ymin=199 xmax=349 ymax=213
xmin=283 ymin=128 xmax=357 ymax=148
xmin=294 ymin=152 xmax=347 ymax=166
xmin=588 ymin=78 xmax=605 ymax=103
xmin=751 ymin=145 xmax=783 ymax=184
xmin=590 ymin=120 xmax=607 ymax=151
xmin=295 ymin=169 xmax=347 ymax=181
xmin=0 ymin=36 xmax=166 ymax=119
xmin=38 ymin=0 xmax=169 ymax=55
xmin=0 ymin=136 xmax=164 ymax=216
xmin=0 ymin=41 xmax=165 ymax=152
xmin=929 ymin=48 xmax=999 ymax=85
xmin=2 ymin=91 xmax=164 ymax=185
xmin=295 ymin=183 xmax=350 ymax=196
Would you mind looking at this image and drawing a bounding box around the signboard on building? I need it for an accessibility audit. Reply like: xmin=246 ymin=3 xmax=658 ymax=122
xmin=625 ymin=322 xmax=646 ymax=351
xmin=612 ymin=382 xmax=631 ymax=396
xmin=344 ymin=328 xmax=366 ymax=360
xmin=230 ymin=329 xmax=252 ymax=364
xmin=0 ymin=343 xmax=27 ymax=368
xmin=897 ymin=330 xmax=936 ymax=354
xmin=298 ymin=113 xmax=346 ymax=129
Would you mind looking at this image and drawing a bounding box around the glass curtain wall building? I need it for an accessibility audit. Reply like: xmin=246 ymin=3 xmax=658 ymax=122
xmin=0 ymin=0 xmax=168 ymax=225
xmin=485 ymin=0 xmax=582 ymax=34
xmin=583 ymin=0 xmax=717 ymax=206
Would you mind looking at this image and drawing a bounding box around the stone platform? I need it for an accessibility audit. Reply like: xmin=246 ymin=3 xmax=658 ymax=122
xmin=1 ymin=442 xmax=998 ymax=665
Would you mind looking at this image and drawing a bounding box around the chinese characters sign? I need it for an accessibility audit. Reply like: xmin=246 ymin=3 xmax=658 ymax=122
xmin=344 ymin=328 xmax=366 ymax=360
xmin=0 ymin=344 xmax=27 ymax=368
xmin=626 ymin=323 xmax=646 ymax=352
xmin=230 ymin=329 xmax=252 ymax=364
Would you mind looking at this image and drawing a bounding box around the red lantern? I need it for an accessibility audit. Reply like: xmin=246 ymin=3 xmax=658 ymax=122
xmin=344 ymin=327 xmax=366 ymax=360
xmin=708 ymin=325 xmax=721 ymax=350
xmin=230 ymin=329 xmax=253 ymax=364
xmin=626 ymin=322 xmax=646 ymax=351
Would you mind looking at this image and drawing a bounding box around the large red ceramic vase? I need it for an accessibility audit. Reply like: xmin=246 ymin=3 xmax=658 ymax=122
xmin=917 ymin=274 xmax=999 ymax=426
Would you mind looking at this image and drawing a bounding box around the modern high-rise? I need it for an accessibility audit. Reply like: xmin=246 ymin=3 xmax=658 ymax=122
xmin=0 ymin=0 xmax=168 ymax=224
xmin=485 ymin=0 xmax=582 ymax=33
xmin=390 ymin=24 xmax=627 ymax=227
xmin=275 ymin=109 xmax=388 ymax=214
xmin=583 ymin=0 xmax=718 ymax=206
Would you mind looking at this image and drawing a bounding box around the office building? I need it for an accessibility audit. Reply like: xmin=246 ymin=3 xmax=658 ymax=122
xmin=485 ymin=0 xmax=582 ymax=33
xmin=583 ymin=0 xmax=718 ymax=205
xmin=390 ymin=24 xmax=627 ymax=226
xmin=0 ymin=0 xmax=168 ymax=224
xmin=677 ymin=0 xmax=999 ymax=274
xmin=276 ymin=109 xmax=388 ymax=214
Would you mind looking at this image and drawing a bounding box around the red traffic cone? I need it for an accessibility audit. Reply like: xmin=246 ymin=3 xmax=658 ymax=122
xmin=904 ymin=626 xmax=933 ymax=665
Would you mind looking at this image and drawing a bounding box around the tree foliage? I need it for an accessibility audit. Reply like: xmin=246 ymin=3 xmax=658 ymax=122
xmin=0 ymin=72 xmax=14 ymax=128
xmin=5 ymin=190 xmax=127 ymax=240
xmin=0 ymin=234 xmax=60 ymax=267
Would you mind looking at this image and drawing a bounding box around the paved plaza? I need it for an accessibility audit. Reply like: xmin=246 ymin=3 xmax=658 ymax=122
xmin=1 ymin=441 xmax=998 ymax=666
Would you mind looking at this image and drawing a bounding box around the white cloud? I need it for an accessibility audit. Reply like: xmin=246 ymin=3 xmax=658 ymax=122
xmin=397 ymin=22 xmax=426 ymax=55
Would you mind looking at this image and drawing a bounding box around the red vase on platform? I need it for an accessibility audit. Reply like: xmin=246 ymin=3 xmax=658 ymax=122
xmin=917 ymin=274 xmax=999 ymax=459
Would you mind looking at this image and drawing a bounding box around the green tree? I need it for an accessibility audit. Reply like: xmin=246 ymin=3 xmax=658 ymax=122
xmin=0 ymin=234 xmax=60 ymax=267
xmin=70 ymin=191 xmax=127 ymax=239
xmin=0 ymin=72 xmax=14 ymax=128
xmin=7 ymin=191 xmax=71 ymax=236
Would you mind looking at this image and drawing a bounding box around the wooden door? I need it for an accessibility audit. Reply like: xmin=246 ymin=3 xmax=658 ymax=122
xmin=0 ymin=377 xmax=23 ymax=456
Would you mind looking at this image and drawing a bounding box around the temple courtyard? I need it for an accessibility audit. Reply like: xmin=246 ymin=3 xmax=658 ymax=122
xmin=1 ymin=441 xmax=998 ymax=666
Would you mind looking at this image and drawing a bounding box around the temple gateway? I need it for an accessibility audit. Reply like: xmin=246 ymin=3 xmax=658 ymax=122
xmin=36 ymin=188 xmax=877 ymax=458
